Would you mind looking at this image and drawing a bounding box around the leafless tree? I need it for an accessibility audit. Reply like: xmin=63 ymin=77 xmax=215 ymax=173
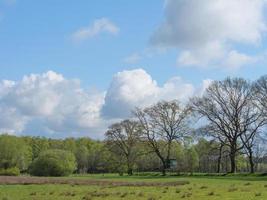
xmin=191 ymin=78 xmax=265 ymax=173
xmin=105 ymin=119 xmax=141 ymax=175
xmin=134 ymin=100 xmax=191 ymax=175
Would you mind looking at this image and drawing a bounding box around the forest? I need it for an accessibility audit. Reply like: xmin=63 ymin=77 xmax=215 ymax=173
xmin=1 ymin=76 xmax=267 ymax=177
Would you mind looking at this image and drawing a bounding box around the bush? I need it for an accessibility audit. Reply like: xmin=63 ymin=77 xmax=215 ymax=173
xmin=0 ymin=167 xmax=20 ymax=176
xmin=29 ymin=149 xmax=77 ymax=176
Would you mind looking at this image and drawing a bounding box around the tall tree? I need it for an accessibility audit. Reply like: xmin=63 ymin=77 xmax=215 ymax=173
xmin=105 ymin=119 xmax=140 ymax=175
xmin=191 ymin=78 xmax=265 ymax=173
xmin=134 ymin=100 xmax=191 ymax=175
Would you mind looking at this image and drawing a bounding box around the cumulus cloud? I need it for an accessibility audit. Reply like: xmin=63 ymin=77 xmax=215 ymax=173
xmin=0 ymin=71 xmax=105 ymax=137
xmin=102 ymin=69 xmax=195 ymax=119
xmin=0 ymin=69 xmax=211 ymax=138
xmin=71 ymin=18 xmax=119 ymax=42
xmin=151 ymin=0 xmax=267 ymax=69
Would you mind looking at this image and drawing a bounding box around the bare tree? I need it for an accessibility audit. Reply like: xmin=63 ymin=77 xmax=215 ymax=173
xmin=134 ymin=100 xmax=191 ymax=175
xmin=254 ymin=75 xmax=267 ymax=114
xmin=191 ymin=78 xmax=265 ymax=173
xmin=240 ymin=76 xmax=267 ymax=173
xmin=105 ymin=119 xmax=141 ymax=175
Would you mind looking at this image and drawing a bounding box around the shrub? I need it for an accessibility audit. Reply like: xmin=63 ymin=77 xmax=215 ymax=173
xmin=29 ymin=149 xmax=76 ymax=176
xmin=0 ymin=167 xmax=20 ymax=176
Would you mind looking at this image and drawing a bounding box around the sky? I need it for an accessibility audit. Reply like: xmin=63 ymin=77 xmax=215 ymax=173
xmin=0 ymin=0 xmax=267 ymax=138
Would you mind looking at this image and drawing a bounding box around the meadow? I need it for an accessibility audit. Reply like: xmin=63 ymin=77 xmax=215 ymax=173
xmin=1 ymin=174 xmax=267 ymax=200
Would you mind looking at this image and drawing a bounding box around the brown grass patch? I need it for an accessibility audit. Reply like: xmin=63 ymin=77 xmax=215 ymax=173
xmin=0 ymin=176 xmax=189 ymax=187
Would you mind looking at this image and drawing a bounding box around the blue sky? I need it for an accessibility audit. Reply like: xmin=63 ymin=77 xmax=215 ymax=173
xmin=0 ymin=0 xmax=164 ymax=88
xmin=0 ymin=0 xmax=267 ymax=138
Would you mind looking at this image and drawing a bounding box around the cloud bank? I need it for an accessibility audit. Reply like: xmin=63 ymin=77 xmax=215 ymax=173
xmin=0 ymin=70 xmax=210 ymax=138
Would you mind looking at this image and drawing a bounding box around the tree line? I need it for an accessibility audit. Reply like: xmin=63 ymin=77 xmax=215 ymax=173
xmin=1 ymin=76 xmax=267 ymax=176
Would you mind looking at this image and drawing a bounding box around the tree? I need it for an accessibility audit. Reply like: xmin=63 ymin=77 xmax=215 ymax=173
xmin=0 ymin=135 xmax=31 ymax=171
xmin=185 ymin=147 xmax=199 ymax=174
xmin=191 ymin=78 xmax=265 ymax=173
xmin=194 ymin=139 xmax=218 ymax=173
xmin=87 ymin=141 xmax=110 ymax=173
xmin=135 ymin=100 xmax=191 ymax=175
xmin=75 ymin=145 xmax=89 ymax=173
xmin=29 ymin=149 xmax=77 ymax=176
xmin=105 ymin=119 xmax=141 ymax=175
xmin=29 ymin=137 xmax=49 ymax=160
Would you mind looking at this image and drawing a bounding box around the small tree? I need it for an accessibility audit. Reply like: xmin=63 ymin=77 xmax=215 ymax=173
xmin=30 ymin=149 xmax=76 ymax=176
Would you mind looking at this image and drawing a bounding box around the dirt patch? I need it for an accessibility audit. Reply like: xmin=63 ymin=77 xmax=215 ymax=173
xmin=0 ymin=176 xmax=189 ymax=187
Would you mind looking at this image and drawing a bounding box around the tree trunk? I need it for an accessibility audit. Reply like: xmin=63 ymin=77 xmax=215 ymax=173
xmin=161 ymin=160 xmax=167 ymax=176
xmin=162 ymin=165 xmax=166 ymax=176
xmin=127 ymin=168 xmax=133 ymax=176
xmin=217 ymin=145 xmax=223 ymax=173
xmin=126 ymin=158 xmax=133 ymax=176
xmin=229 ymin=147 xmax=236 ymax=173
xmin=156 ymin=150 xmax=167 ymax=176
xmin=248 ymin=150 xmax=254 ymax=174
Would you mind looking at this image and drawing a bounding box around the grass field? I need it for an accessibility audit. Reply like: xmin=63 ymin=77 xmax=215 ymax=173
xmin=1 ymin=174 xmax=267 ymax=200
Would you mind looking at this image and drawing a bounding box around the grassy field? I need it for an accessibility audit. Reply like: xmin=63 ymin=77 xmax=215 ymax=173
xmin=1 ymin=174 xmax=267 ymax=200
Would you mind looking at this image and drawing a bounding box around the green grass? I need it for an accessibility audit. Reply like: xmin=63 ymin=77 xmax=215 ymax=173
xmin=1 ymin=174 xmax=267 ymax=199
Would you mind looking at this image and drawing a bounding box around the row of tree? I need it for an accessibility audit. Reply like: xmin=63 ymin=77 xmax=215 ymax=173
xmin=105 ymin=76 xmax=267 ymax=175
xmin=0 ymin=76 xmax=267 ymax=176
xmin=2 ymin=133 xmax=265 ymax=176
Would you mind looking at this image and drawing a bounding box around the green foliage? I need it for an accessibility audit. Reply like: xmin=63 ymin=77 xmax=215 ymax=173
xmin=75 ymin=146 xmax=89 ymax=173
xmin=0 ymin=135 xmax=32 ymax=171
xmin=29 ymin=149 xmax=77 ymax=176
xmin=29 ymin=137 xmax=49 ymax=159
xmin=185 ymin=147 xmax=199 ymax=173
xmin=0 ymin=133 xmax=262 ymax=175
xmin=0 ymin=167 xmax=20 ymax=176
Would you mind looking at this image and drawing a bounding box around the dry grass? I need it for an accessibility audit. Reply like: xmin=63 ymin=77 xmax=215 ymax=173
xmin=0 ymin=176 xmax=189 ymax=187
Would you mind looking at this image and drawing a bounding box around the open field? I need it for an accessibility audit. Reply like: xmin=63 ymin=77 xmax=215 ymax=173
xmin=1 ymin=174 xmax=267 ymax=200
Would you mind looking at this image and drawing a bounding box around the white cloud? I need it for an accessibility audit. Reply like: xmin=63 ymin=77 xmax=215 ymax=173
xmin=0 ymin=71 xmax=105 ymax=137
xmin=0 ymin=107 xmax=28 ymax=134
xmin=123 ymin=53 xmax=141 ymax=64
xmin=151 ymin=0 xmax=267 ymax=69
xmin=0 ymin=69 xmax=210 ymax=138
xmin=102 ymin=69 xmax=195 ymax=118
xmin=222 ymin=50 xmax=256 ymax=70
xmin=102 ymin=69 xmax=158 ymax=118
xmin=177 ymin=41 xmax=226 ymax=67
xmin=71 ymin=18 xmax=119 ymax=42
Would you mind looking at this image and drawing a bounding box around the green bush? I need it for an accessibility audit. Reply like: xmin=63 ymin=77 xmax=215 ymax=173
xmin=0 ymin=167 xmax=20 ymax=176
xmin=29 ymin=149 xmax=77 ymax=177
